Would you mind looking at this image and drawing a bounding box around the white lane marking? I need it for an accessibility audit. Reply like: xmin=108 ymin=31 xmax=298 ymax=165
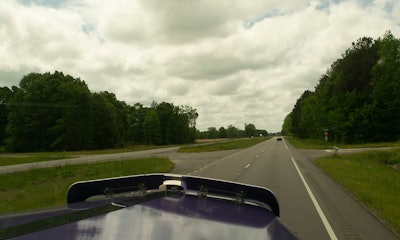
xmin=284 ymin=141 xmax=289 ymax=150
xmin=245 ymin=163 xmax=250 ymax=169
xmin=284 ymin=141 xmax=338 ymax=240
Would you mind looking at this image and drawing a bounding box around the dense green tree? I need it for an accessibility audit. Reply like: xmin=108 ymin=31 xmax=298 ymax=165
xmin=5 ymin=72 xmax=93 ymax=151
xmin=177 ymin=105 xmax=198 ymax=143
xmin=170 ymin=110 xmax=188 ymax=144
xmin=291 ymin=90 xmax=313 ymax=139
xmin=153 ymin=102 xmax=198 ymax=144
xmin=90 ymin=92 xmax=118 ymax=149
xmin=218 ymin=127 xmax=227 ymax=138
xmin=0 ymin=87 xmax=12 ymax=145
xmin=369 ymin=31 xmax=400 ymax=142
xmin=245 ymin=123 xmax=256 ymax=137
xmin=156 ymin=102 xmax=174 ymax=144
xmin=196 ymin=130 xmax=208 ymax=139
xmin=96 ymin=92 xmax=131 ymax=147
xmin=281 ymin=113 xmax=292 ymax=136
xmin=50 ymin=75 xmax=93 ymax=150
xmin=284 ymin=32 xmax=400 ymax=144
xmin=1 ymin=72 xmax=200 ymax=152
xmin=143 ymin=110 xmax=162 ymax=145
xmin=226 ymin=125 xmax=239 ymax=138
xmin=208 ymin=127 xmax=218 ymax=139
xmin=180 ymin=105 xmax=198 ymax=128
xmin=130 ymin=103 xmax=147 ymax=144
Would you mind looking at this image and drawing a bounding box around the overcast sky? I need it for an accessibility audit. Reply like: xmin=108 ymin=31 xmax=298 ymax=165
xmin=0 ymin=0 xmax=399 ymax=132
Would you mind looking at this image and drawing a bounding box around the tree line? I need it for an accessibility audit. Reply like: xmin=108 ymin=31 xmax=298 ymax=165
xmin=197 ymin=123 xmax=269 ymax=139
xmin=282 ymin=31 xmax=400 ymax=144
xmin=0 ymin=71 xmax=198 ymax=152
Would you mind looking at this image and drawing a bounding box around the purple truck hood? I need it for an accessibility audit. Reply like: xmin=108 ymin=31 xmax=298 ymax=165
xmin=1 ymin=174 xmax=298 ymax=240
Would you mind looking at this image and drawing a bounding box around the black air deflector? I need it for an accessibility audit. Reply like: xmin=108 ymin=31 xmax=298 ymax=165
xmin=66 ymin=174 xmax=280 ymax=216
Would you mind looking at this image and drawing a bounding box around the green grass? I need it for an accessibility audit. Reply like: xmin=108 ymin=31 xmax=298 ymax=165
xmin=285 ymin=136 xmax=400 ymax=149
xmin=315 ymin=149 xmax=400 ymax=234
xmin=178 ymin=137 xmax=270 ymax=152
xmin=0 ymin=157 xmax=173 ymax=214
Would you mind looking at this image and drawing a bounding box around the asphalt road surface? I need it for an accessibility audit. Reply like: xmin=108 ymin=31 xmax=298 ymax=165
xmin=1 ymin=138 xmax=398 ymax=239
xmin=170 ymin=138 xmax=399 ymax=240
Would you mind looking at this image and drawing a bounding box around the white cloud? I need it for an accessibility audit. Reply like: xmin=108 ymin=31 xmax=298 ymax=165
xmin=1 ymin=0 xmax=399 ymax=132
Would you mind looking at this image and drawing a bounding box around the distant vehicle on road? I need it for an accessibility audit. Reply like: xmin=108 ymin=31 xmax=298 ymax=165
xmin=1 ymin=174 xmax=299 ymax=240
xmin=277 ymin=136 xmax=283 ymax=141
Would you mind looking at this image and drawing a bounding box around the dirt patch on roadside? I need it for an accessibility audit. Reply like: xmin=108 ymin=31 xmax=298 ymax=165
xmin=195 ymin=138 xmax=227 ymax=144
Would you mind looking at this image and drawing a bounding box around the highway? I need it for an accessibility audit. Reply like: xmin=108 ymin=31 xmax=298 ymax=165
xmin=1 ymin=138 xmax=398 ymax=239
xmin=170 ymin=138 xmax=399 ymax=240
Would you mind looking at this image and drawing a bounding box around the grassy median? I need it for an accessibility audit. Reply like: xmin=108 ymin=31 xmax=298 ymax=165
xmin=0 ymin=157 xmax=173 ymax=214
xmin=314 ymin=149 xmax=400 ymax=235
